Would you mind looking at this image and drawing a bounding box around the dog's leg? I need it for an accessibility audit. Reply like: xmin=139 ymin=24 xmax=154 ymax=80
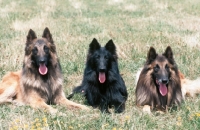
xmin=0 ymin=87 xmax=16 ymax=103
xmin=29 ymin=99 xmax=58 ymax=114
xmin=0 ymin=71 xmax=22 ymax=104
xmin=0 ymin=82 xmax=17 ymax=104
xmin=99 ymin=98 xmax=110 ymax=114
xmin=99 ymin=104 xmax=110 ymax=114
xmin=26 ymin=92 xmax=58 ymax=114
xmin=114 ymin=102 xmax=125 ymax=113
xmin=56 ymin=92 xmax=89 ymax=110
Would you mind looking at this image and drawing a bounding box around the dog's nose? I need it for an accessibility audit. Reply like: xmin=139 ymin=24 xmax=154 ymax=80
xmin=99 ymin=68 xmax=106 ymax=72
xmin=162 ymin=78 xmax=169 ymax=84
xmin=39 ymin=58 xmax=45 ymax=63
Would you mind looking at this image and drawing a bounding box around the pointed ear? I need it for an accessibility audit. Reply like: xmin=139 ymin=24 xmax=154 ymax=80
xmin=89 ymin=38 xmax=101 ymax=53
xmin=147 ymin=47 xmax=157 ymax=64
xmin=163 ymin=46 xmax=173 ymax=59
xmin=163 ymin=46 xmax=174 ymax=63
xmin=25 ymin=29 xmax=36 ymax=55
xmin=105 ymin=39 xmax=116 ymax=55
xmin=42 ymin=27 xmax=54 ymax=44
xmin=26 ymin=29 xmax=37 ymax=44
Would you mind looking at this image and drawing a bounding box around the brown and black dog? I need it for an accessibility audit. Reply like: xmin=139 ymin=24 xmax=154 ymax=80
xmin=136 ymin=46 xmax=183 ymax=113
xmin=135 ymin=46 xmax=200 ymax=113
xmin=0 ymin=28 xmax=89 ymax=114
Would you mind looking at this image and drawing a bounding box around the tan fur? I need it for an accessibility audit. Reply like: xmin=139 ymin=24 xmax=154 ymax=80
xmin=0 ymin=71 xmax=21 ymax=104
xmin=0 ymin=28 xmax=89 ymax=114
xmin=0 ymin=70 xmax=89 ymax=114
xmin=179 ymin=71 xmax=200 ymax=98
xmin=142 ymin=105 xmax=151 ymax=114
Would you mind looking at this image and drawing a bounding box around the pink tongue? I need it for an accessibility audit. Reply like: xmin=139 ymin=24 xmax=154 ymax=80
xmin=99 ymin=72 xmax=106 ymax=83
xmin=159 ymin=83 xmax=167 ymax=96
xmin=39 ymin=63 xmax=48 ymax=75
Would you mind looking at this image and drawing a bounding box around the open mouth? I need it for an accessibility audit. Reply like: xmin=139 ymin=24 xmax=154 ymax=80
xmin=156 ymin=79 xmax=168 ymax=96
xmin=99 ymin=72 xmax=106 ymax=83
xmin=39 ymin=63 xmax=48 ymax=75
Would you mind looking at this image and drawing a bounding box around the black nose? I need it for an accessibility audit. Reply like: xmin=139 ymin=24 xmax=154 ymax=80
xmin=162 ymin=78 xmax=169 ymax=84
xmin=99 ymin=68 xmax=106 ymax=72
xmin=39 ymin=58 xmax=45 ymax=64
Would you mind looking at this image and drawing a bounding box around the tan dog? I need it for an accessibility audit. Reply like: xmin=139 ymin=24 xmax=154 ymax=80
xmin=0 ymin=28 xmax=89 ymax=114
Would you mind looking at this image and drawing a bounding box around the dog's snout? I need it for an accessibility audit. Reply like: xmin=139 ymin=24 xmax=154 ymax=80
xmin=99 ymin=60 xmax=106 ymax=72
xmin=39 ymin=57 xmax=45 ymax=63
xmin=162 ymin=78 xmax=169 ymax=84
xmin=99 ymin=68 xmax=106 ymax=72
xmin=157 ymin=78 xmax=169 ymax=84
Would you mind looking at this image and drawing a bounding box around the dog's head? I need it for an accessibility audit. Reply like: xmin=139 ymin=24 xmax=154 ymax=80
xmin=146 ymin=46 xmax=175 ymax=96
xmin=25 ymin=27 xmax=56 ymax=75
xmin=87 ymin=38 xmax=117 ymax=83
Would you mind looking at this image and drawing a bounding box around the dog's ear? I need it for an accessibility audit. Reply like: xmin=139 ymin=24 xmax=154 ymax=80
xmin=42 ymin=27 xmax=54 ymax=44
xmin=147 ymin=47 xmax=157 ymax=64
xmin=105 ymin=39 xmax=116 ymax=55
xmin=25 ymin=29 xmax=37 ymax=55
xmin=163 ymin=46 xmax=174 ymax=64
xmin=26 ymin=29 xmax=37 ymax=44
xmin=89 ymin=38 xmax=101 ymax=53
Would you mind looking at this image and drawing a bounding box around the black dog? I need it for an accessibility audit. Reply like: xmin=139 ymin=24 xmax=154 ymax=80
xmin=68 ymin=38 xmax=128 ymax=113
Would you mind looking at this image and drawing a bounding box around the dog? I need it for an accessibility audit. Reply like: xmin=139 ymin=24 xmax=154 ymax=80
xmin=135 ymin=46 xmax=183 ymax=113
xmin=0 ymin=27 xmax=89 ymax=114
xmin=180 ymin=73 xmax=200 ymax=98
xmin=135 ymin=46 xmax=200 ymax=113
xmin=68 ymin=38 xmax=128 ymax=113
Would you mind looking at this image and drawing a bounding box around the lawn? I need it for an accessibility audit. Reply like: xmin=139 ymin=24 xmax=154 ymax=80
xmin=0 ymin=0 xmax=200 ymax=129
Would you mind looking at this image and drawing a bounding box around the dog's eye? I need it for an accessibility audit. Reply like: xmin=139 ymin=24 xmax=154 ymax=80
xmin=165 ymin=64 xmax=169 ymax=70
xmin=44 ymin=46 xmax=49 ymax=53
xmin=104 ymin=55 xmax=108 ymax=59
xmin=95 ymin=55 xmax=100 ymax=59
xmin=32 ymin=47 xmax=38 ymax=55
xmin=154 ymin=64 xmax=160 ymax=72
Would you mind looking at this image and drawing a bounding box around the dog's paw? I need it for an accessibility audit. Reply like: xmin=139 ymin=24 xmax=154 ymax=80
xmin=12 ymin=100 xmax=24 ymax=106
xmin=155 ymin=110 xmax=165 ymax=115
xmin=57 ymin=112 xmax=67 ymax=116
xmin=49 ymin=108 xmax=58 ymax=114
xmin=81 ymin=105 xmax=90 ymax=111
xmin=142 ymin=105 xmax=151 ymax=114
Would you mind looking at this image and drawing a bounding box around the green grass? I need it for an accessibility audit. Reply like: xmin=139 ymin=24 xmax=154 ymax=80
xmin=0 ymin=0 xmax=200 ymax=129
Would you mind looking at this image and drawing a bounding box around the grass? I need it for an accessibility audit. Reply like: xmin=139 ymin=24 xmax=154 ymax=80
xmin=0 ymin=0 xmax=200 ymax=129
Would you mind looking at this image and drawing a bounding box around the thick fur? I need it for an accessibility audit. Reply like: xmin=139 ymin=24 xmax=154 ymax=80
xmin=68 ymin=38 xmax=128 ymax=113
xmin=0 ymin=28 xmax=89 ymax=114
xmin=136 ymin=46 xmax=183 ymax=112
xmin=180 ymin=73 xmax=200 ymax=98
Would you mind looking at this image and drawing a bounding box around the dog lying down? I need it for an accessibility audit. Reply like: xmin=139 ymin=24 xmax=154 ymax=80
xmin=135 ymin=46 xmax=200 ymax=114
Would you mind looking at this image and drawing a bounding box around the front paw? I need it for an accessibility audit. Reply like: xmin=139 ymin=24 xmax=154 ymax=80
xmin=143 ymin=105 xmax=151 ymax=114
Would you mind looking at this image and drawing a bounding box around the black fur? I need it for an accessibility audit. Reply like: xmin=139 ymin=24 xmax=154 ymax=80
xmin=68 ymin=38 xmax=128 ymax=113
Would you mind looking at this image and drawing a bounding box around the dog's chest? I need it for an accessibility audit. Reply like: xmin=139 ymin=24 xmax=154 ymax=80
xmin=23 ymin=75 xmax=62 ymax=104
xmin=97 ymin=83 xmax=110 ymax=93
xmin=40 ymin=78 xmax=61 ymax=104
